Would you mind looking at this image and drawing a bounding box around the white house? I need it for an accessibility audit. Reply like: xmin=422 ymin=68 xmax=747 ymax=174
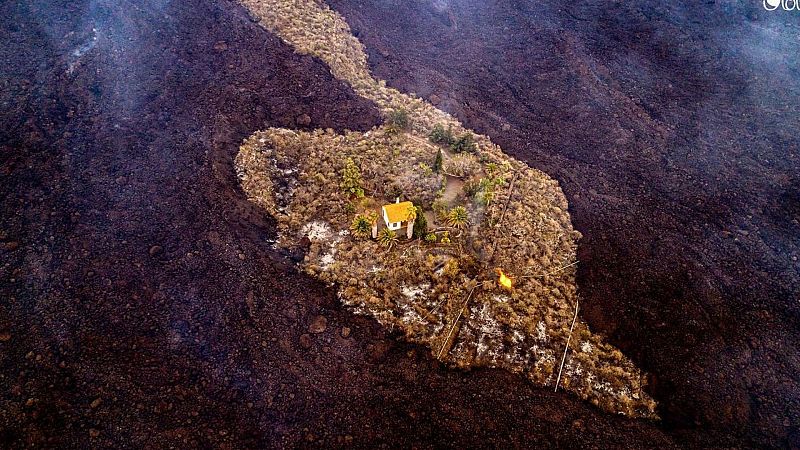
xmin=382 ymin=199 xmax=415 ymax=239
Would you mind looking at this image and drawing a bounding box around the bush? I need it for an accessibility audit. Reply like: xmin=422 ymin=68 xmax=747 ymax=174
xmin=424 ymin=232 xmax=437 ymax=243
xmin=447 ymin=206 xmax=469 ymax=229
xmin=429 ymin=124 xmax=454 ymax=146
xmin=341 ymin=157 xmax=364 ymax=198
xmin=350 ymin=214 xmax=372 ymax=239
xmin=412 ymin=206 xmax=428 ymax=239
xmin=462 ymin=177 xmax=481 ymax=198
xmin=444 ymin=153 xmax=480 ymax=178
xmin=385 ymin=108 xmax=411 ymax=132
xmin=385 ymin=182 xmax=403 ymax=202
xmin=378 ymin=228 xmax=398 ymax=249
xmin=432 ymin=199 xmax=448 ymax=221
xmin=450 ymin=133 xmax=477 ymax=154
xmin=433 ymin=148 xmax=443 ymax=173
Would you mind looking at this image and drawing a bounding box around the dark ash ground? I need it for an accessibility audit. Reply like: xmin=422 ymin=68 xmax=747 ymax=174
xmin=1 ymin=0 xmax=798 ymax=447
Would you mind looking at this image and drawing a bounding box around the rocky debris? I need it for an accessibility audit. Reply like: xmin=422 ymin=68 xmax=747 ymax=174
xmin=90 ymin=398 xmax=102 ymax=409
xmin=296 ymin=113 xmax=312 ymax=127
xmin=0 ymin=331 xmax=10 ymax=342
xmin=4 ymin=241 xmax=19 ymax=251
xmin=299 ymin=333 xmax=313 ymax=349
xmin=309 ymin=315 xmax=327 ymax=334
xmin=368 ymin=341 xmax=389 ymax=363
xmin=341 ymin=327 xmax=351 ymax=338
xmin=148 ymin=245 xmax=163 ymax=257
xmin=89 ymin=429 xmax=100 ymax=438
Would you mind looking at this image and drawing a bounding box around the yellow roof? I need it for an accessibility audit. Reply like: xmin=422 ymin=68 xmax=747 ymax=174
xmin=383 ymin=201 xmax=414 ymax=223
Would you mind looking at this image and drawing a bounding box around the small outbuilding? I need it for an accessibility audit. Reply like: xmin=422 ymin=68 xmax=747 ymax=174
xmin=382 ymin=198 xmax=415 ymax=239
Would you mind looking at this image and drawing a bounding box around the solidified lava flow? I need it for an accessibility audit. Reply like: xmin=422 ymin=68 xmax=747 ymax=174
xmin=5 ymin=0 xmax=799 ymax=447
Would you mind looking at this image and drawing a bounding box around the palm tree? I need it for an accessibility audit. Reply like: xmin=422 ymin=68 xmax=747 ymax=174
xmin=350 ymin=214 xmax=371 ymax=239
xmin=447 ymin=206 xmax=469 ymax=230
xmin=378 ymin=228 xmax=398 ymax=249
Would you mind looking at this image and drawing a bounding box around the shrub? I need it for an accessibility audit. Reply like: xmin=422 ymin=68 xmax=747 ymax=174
xmin=433 ymin=148 xmax=443 ymax=173
xmin=424 ymin=232 xmax=437 ymax=243
xmin=432 ymin=199 xmax=448 ymax=220
xmin=378 ymin=228 xmax=398 ymax=249
xmin=444 ymin=153 xmax=479 ymax=178
xmin=462 ymin=177 xmax=481 ymax=198
xmin=385 ymin=108 xmax=411 ymax=132
xmin=385 ymin=182 xmax=403 ymax=202
xmin=450 ymin=132 xmax=477 ymax=154
xmin=447 ymin=206 xmax=469 ymax=229
xmin=412 ymin=206 xmax=428 ymax=239
xmin=350 ymin=214 xmax=372 ymax=239
xmin=341 ymin=157 xmax=364 ymax=198
xmin=429 ymin=124 xmax=454 ymax=146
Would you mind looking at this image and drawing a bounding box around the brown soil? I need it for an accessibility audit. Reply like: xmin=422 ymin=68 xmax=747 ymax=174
xmin=0 ymin=0 xmax=682 ymax=448
xmin=328 ymin=1 xmax=800 ymax=447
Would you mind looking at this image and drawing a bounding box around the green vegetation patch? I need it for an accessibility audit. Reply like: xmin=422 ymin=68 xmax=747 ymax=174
xmin=236 ymin=125 xmax=656 ymax=418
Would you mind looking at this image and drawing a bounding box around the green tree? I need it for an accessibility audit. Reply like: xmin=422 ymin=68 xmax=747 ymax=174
xmin=341 ymin=157 xmax=364 ymax=198
xmin=429 ymin=124 xmax=454 ymax=146
xmin=447 ymin=206 xmax=469 ymax=229
xmin=412 ymin=206 xmax=428 ymax=239
xmin=433 ymin=149 xmax=443 ymax=174
xmin=450 ymin=133 xmax=477 ymax=154
xmin=386 ymin=108 xmax=411 ymax=132
xmin=350 ymin=214 xmax=372 ymax=239
xmin=378 ymin=228 xmax=398 ymax=249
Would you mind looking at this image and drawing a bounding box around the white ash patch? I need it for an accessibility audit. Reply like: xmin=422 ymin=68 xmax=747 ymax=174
xmin=492 ymin=294 xmax=510 ymax=303
xmin=302 ymin=221 xmax=344 ymax=270
xmin=565 ymin=359 xmax=584 ymax=377
xmin=502 ymin=330 xmax=527 ymax=366
xmin=536 ymin=321 xmax=548 ymax=342
xmin=397 ymin=302 xmax=426 ymax=327
xmin=319 ymin=251 xmax=336 ymax=269
xmin=529 ymin=344 xmax=556 ymax=366
xmin=472 ymin=301 xmax=503 ymax=363
xmin=302 ymin=221 xmax=333 ymax=241
xmin=401 ymin=283 xmax=429 ymax=300
xmin=396 ymin=283 xmax=430 ymax=326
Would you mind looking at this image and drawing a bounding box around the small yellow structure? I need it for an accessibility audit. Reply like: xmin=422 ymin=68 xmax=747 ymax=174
xmin=382 ymin=198 xmax=415 ymax=239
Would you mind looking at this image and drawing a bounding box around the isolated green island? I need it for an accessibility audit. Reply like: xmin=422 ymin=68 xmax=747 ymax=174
xmin=236 ymin=114 xmax=656 ymax=417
